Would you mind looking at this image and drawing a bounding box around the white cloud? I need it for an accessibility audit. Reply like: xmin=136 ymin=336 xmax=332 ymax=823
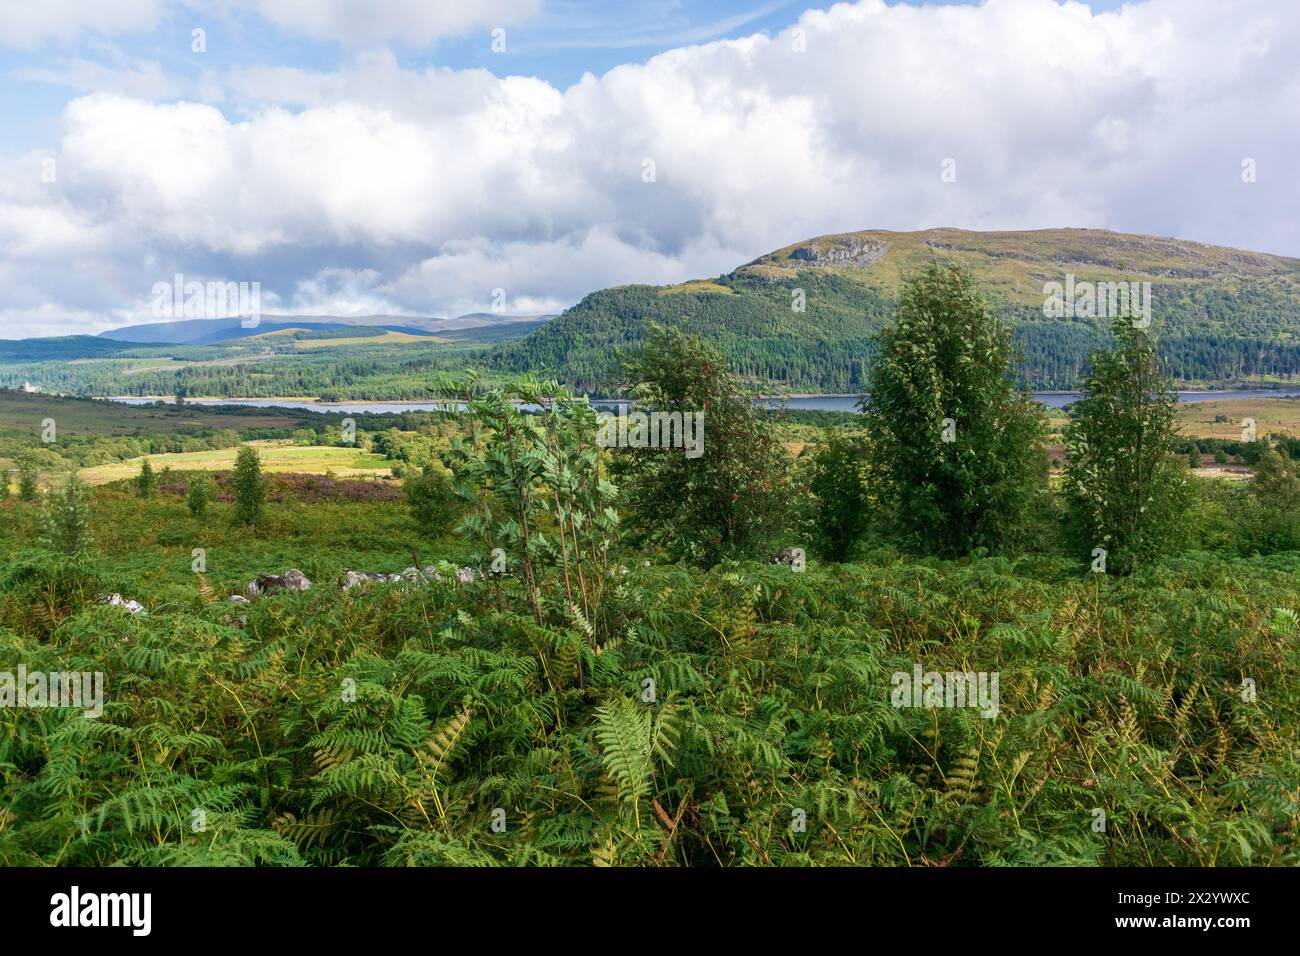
xmin=0 ymin=0 xmax=162 ymax=48
xmin=0 ymin=0 xmax=541 ymax=52
xmin=251 ymin=0 xmax=542 ymax=47
xmin=285 ymin=267 xmax=395 ymax=316
xmin=17 ymin=55 xmax=181 ymax=99
xmin=0 ymin=304 xmax=128 ymax=338
xmin=2 ymin=0 xmax=1298 ymax=338
xmin=381 ymin=228 xmax=743 ymax=316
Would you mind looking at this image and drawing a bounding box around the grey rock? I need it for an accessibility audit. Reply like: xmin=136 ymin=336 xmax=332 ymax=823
xmin=100 ymin=593 xmax=146 ymax=616
xmin=248 ymin=569 xmax=312 ymax=598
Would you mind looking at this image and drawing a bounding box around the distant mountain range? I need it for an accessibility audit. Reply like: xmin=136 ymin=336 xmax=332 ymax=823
xmin=496 ymin=228 xmax=1300 ymax=391
xmin=97 ymin=312 xmax=552 ymax=345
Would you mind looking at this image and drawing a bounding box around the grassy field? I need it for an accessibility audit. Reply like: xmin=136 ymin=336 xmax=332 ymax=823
xmin=292 ymin=331 xmax=446 ymax=348
xmin=1176 ymin=395 xmax=1300 ymax=439
xmin=78 ymin=441 xmax=392 ymax=484
xmin=121 ymin=356 xmax=267 ymax=375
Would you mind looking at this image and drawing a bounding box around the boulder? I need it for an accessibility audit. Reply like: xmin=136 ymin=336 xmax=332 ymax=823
xmin=100 ymin=593 xmax=146 ymax=616
xmin=247 ymin=569 xmax=312 ymax=598
xmin=341 ymin=567 xmax=439 ymax=590
xmin=401 ymin=565 xmax=441 ymax=584
xmin=341 ymin=571 xmax=389 ymax=590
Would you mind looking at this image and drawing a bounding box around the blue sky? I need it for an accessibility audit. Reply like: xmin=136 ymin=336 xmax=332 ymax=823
xmin=0 ymin=0 xmax=1294 ymax=337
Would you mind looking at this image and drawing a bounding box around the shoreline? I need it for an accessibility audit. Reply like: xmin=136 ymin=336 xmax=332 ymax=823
xmin=101 ymin=387 xmax=1300 ymax=406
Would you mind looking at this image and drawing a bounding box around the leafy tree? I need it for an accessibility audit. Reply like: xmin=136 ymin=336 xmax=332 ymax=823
xmin=611 ymin=327 xmax=793 ymax=566
xmin=137 ymin=458 xmax=156 ymax=498
xmin=38 ymin=474 xmax=93 ymax=555
xmin=0 ymin=470 xmax=9 ymax=502
xmin=232 ymin=445 xmax=266 ymax=527
xmin=1063 ymin=318 xmax=1190 ymax=574
xmin=405 ymin=464 xmax=458 ymax=536
xmin=806 ymin=428 xmax=872 ymax=561
xmin=1247 ymin=449 xmax=1300 ymax=551
xmin=1239 ymin=440 xmax=1267 ymax=466
xmin=187 ymin=473 xmax=213 ymax=518
xmin=862 ymin=263 xmax=1047 ymax=557
xmin=1187 ymin=443 xmax=1200 ymax=469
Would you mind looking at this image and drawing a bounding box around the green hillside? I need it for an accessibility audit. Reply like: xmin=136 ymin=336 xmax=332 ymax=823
xmin=497 ymin=228 xmax=1300 ymax=391
xmin=0 ymin=322 xmax=544 ymax=401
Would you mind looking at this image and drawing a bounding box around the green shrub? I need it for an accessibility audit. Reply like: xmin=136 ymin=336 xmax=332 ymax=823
xmin=187 ymin=473 xmax=213 ymax=518
xmin=806 ymin=428 xmax=871 ymax=561
xmin=404 ymin=464 xmax=458 ymax=537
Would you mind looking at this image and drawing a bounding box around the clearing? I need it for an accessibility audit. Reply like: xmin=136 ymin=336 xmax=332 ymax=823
xmin=78 ymin=440 xmax=393 ymax=484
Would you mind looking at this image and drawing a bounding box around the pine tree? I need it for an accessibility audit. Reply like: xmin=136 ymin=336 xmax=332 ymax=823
xmin=137 ymin=458 xmax=157 ymax=498
xmin=39 ymin=474 xmax=93 ymax=555
xmin=17 ymin=455 xmax=40 ymax=502
xmin=232 ymin=446 xmax=266 ymax=527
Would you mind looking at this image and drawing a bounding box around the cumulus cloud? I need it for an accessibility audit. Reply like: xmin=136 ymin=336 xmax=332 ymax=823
xmin=1 ymin=0 xmax=1298 ymax=338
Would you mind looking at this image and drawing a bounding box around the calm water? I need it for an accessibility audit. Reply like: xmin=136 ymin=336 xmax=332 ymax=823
xmin=108 ymin=389 xmax=1300 ymax=415
xmin=768 ymin=390 xmax=1300 ymax=412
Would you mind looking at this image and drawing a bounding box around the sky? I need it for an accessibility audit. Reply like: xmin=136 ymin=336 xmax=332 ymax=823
xmin=0 ymin=0 xmax=1294 ymax=338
